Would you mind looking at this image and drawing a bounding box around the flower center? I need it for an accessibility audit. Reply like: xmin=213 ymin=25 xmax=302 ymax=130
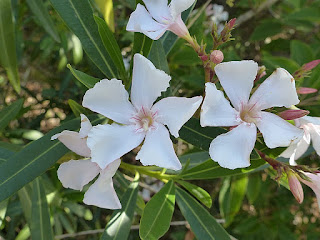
xmin=130 ymin=107 xmax=158 ymax=132
xmin=240 ymin=104 xmax=261 ymax=124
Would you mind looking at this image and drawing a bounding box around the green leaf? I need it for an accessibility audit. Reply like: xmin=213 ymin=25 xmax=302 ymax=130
xmin=31 ymin=178 xmax=54 ymax=240
xmin=286 ymin=7 xmax=320 ymax=22
xmin=68 ymin=99 xmax=91 ymax=117
xmin=219 ymin=176 xmax=248 ymax=227
xmin=246 ymin=173 xmax=261 ymax=204
xmin=161 ymin=1 xmax=196 ymax=55
xmin=176 ymin=187 xmax=231 ymax=240
xmin=0 ymin=115 xmax=104 ymax=202
xmin=0 ymin=146 xmax=15 ymax=163
xmin=148 ymin=40 xmax=170 ymax=74
xmin=67 ymin=64 xmax=100 ymax=88
xmin=140 ymin=180 xmax=175 ymax=240
xmin=0 ymin=99 xmax=24 ymax=131
xmin=179 ymin=151 xmax=210 ymax=169
xmin=177 ymin=180 xmax=212 ymax=208
xmin=49 ymin=0 xmax=117 ymax=78
xmin=262 ymin=53 xmax=300 ymax=73
xmin=26 ymin=0 xmax=61 ymax=42
xmin=18 ymin=184 xmax=33 ymax=224
xmin=180 ymin=159 xmax=265 ymax=180
xmin=250 ymin=20 xmax=283 ymax=41
xmin=101 ymin=174 xmax=139 ymax=240
xmin=290 ymin=40 xmax=315 ymax=66
xmin=0 ymin=0 xmax=20 ymax=93
xmin=0 ymin=199 xmax=9 ymax=226
xmin=94 ymin=15 xmax=127 ymax=80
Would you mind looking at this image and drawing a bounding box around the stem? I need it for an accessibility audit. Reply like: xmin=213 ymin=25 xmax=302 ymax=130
xmin=256 ymin=150 xmax=280 ymax=170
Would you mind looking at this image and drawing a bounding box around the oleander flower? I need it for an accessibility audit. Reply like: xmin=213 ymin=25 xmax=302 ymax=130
xmin=83 ymin=54 xmax=202 ymax=171
xmin=126 ymin=0 xmax=194 ymax=40
xmin=280 ymin=116 xmax=320 ymax=165
xmin=51 ymin=114 xmax=121 ymax=209
xmin=200 ymin=61 xmax=304 ymax=169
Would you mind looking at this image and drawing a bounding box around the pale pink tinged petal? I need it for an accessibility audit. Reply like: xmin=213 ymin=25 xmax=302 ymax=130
xmin=131 ymin=54 xmax=171 ymax=109
xmin=142 ymin=0 xmax=171 ymax=23
xmin=79 ymin=114 xmax=92 ymax=138
xmin=200 ymin=83 xmax=239 ymax=127
xmin=167 ymin=14 xmax=190 ymax=39
xmin=215 ymin=61 xmax=258 ymax=111
xmin=57 ymin=160 xmax=100 ymax=191
xmin=152 ymin=96 xmax=202 ymax=138
xmin=83 ymin=159 xmax=121 ymax=209
xmin=302 ymin=116 xmax=320 ymax=126
xmin=209 ymin=123 xmax=257 ymax=169
xmin=309 ymin=125 xmax=320 ymax=156
xmin=51 ymin=131 xmax=91 ymax=157
xmin=169 ymin=0 xmax=195 ymax=19
xmin=82 ymin=79 xmax=136 ymax=125
xmin=280 ymin=142 xmax=299 ymax=165
xmin=136 ymin=124 xmax=182 ymax=170
xmin=256 ymin=112 xmax=304 ymax=149
xmin=87 ymin=124 xmax=145 ymax=169
xmin=249 ymin=68 xmax=299 ymax=110
xmin=301 ymin=173 xmax=320 ymax=209
xmin=126 ymin=4 xmax=168 ymax=40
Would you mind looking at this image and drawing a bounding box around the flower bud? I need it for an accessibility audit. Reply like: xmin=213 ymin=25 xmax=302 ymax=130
xmin=297 ymin=87 xmax=318 ymax=94
xmin=227 ymin=18 xmax=237 ymax=29
xmin=278 ymin=109 xmax=309 ymax=120
xmin=303 ymin=60 xmax=320 ymax=71
xmin=210 ymin=50 xmax=224 ymax=64
xmin=288 ymin=171 xmax=304 ymax=204
xmin=254 ymin=66 xmax=266 ymax=82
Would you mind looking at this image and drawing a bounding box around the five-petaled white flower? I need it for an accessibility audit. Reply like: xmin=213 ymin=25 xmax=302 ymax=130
xmin=126 ymin=0 xmax=194 ymax=40
xmin=51 ymin=114 xmax=121 ymax=209
xmin=83 ymin=54 xmax=202 ymax=171
xmin=281 ymin=116 xmax=320 ymax=165
xmin=200 ymin=61 xmax=304 ymax=169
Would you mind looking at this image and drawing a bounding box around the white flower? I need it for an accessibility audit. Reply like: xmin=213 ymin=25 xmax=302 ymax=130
xmin=280 ymin=116 xmax=320 ymax=165
xmin=126 ymin=0 xmax=195 ymax=40
xmin=83 ymin=54 xmax=202 ymax=171
xmin=300 ymin=172 xmax=320 ymax=209
xmin=51 ymin=114 xmax=121 ymax=209
xmin=200 ymin=61 xmax=304 ymax=170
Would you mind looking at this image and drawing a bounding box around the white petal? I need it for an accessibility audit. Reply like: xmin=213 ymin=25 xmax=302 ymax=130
xmin=209 ymin=123 xmax=257 ymax=169
xmin=83 ymin=159 xmax=121 ymax=209
xmin=310 ymin=125 xmax=320 ymax=156
xmin=249 ymin=68 xmax=299 ymax=110
xmin=51 ymin=130 xmax=90 ymax=157
xmin=169 ymin=0 xmax=195 ymax=19
xmin=131 ymin=54 xmax=171 ymax=110
xmin=136 ymin=124 xmax=182 ymax=170
xmin=200 ymin=82 xmax=239 ymax=127
xmin=87 ymin=124 xmax=145 ymax=169
xmin=57 ymin=159 xmax=100 ymax=191
xmin=82 ymin=79 xmax=136 ymax=125
xmin=300 ymin=173 xmax=320 ymax=209
xmin=215 ymin=61 xmax=258 ymax=111
xmin=79 ymin=114 xmax=92 ymax=138
xmin=152 ymin=96 xmax=202 ymax=138
xmin=142 ymin=0 xmax=171 ymax=23
xmin=126 ymin=4 xmax=168 ymax=40
xmin=300 ymin=116 xmax=320 ymax=126
xmin=256 ymin=112 xmax=304 ymax=149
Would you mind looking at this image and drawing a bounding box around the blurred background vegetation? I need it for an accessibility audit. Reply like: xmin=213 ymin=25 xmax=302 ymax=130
xmin=1 ymin=0 xmax=320 ymax=239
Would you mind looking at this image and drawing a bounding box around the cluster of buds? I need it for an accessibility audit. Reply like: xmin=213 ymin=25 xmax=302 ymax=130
xmin=212 ymin=18 xmax=236 ymax=49
xmin=293 ymin=59 xmax=320 ymax=81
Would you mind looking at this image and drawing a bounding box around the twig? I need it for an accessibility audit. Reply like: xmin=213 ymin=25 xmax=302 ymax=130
xmin=122 ymin=174 xmax=158 ymax=193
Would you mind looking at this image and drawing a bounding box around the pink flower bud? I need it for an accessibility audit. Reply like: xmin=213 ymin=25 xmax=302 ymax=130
xmin=228 ymin=18 xmax=237 ymax=29
xmin=303 ymin=60 xmax=320 ymax=71
xmin=210 ymin=50 xmax=224 ymax=64
xmin=288 ymin=172 xmax=304 ymax=204
xmin=200 ymin=54 xmax=209 ymax=61
xmin=297 ymin=87 xmax=318 ymax=94
xmin=278 ymin=109 xmax=309 ymax=120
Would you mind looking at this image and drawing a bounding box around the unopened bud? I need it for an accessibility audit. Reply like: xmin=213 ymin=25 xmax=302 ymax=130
xmin=297 ymin=87 xmax=318 ymax=94
xmin=254 ymin=66 xmax=266 ymax=82
xmin=210 ymin=50 xmax=224 ymax=64
xmin=303 ymin=59 xmax=320 ymax=71
xmin=278 ymin=109 xmax=309 ymax=120
xmin=288 ymin=171 xmax=304 ymax=204
xmin=200 ymin=54 xmax=209 ymax=61
xmin=227 ymin=18 xmax=236 ymax=29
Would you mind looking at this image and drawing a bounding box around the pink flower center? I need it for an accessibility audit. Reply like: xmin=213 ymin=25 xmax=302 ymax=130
xmin=131 ymin=107 xmax=158 ymax=132
xmin=239 ymin=104 xmax=261 ymax=124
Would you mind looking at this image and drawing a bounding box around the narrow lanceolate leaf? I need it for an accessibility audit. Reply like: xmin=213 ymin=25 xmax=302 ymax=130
xmin=67 ymin=64 xmax=100 ymax=88
xmin=180 ymin=159 xmax=265 ymax=180
xmin=68 ymin=99 xmax=91 ymax=117
xmin=95 ymin=0 xmax=115 ymax=31
xmin=161 ymin=1 xmax=196 ymax=55
xmin=0 ymin=99 xmax=24 ymax=131
xmin=26 ymin=0 xmax=60 ymax=42
xmin=31 ymin=178 xmax=54 ymax=240
xmin=18 ymin=184 xmax=33 ymax=224
xmin=0 ymin=115 xmax=104 ymax=202
xmin=177 ymin=180 xmax=212 ymax=208
xmin=101 ymin=174 xmax=139 ymax=240
xmin=176 ymin=187 xmax=231 ymax=240
xmin=49 ymin=0 xmax=117 ymax=78
xmin=0 ymin=199 xmax=9 ymax=226
xmin=94 ymin=15 xmax=126 ymax=80
xmin=140 ymin=181 xmax=175 ymax=240
xmin=0 ymin=0 xmax=20 ymax=93
xmin=0 ymin=147 xmax=15 ymax=163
